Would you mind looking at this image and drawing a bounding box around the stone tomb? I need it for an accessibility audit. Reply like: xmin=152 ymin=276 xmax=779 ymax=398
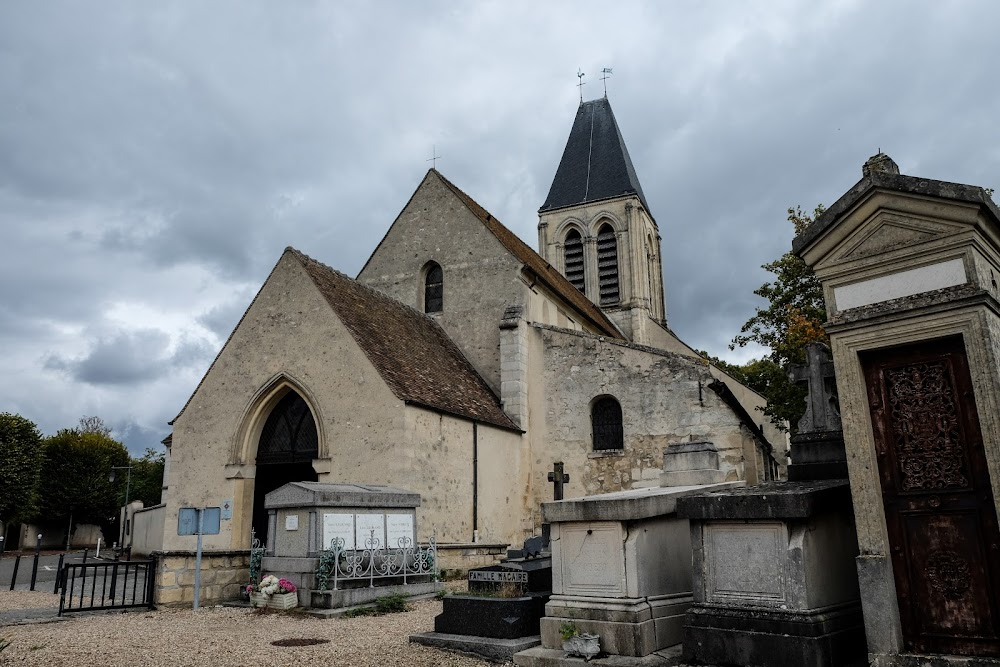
xmin=794 ymin=156 xmax=1000 ymax=664
xmin=262 ymin=481 xmax=441 ymax=608
xmin=411 ymin=545 xmax=553 ymax=662
xmin=514 ymin=483 xmax=736 ymax=664
xmin=677 ymin=482 xmax=864 ymax=666
xmin=675 ymin=342 xmax=865 ymax=667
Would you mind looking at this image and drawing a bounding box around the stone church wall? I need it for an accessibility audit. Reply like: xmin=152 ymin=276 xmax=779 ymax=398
xmin=523 ymin=324 xmax=756 ymax=518
xmin=163 ymin=253 xmax=520 ymax=557
xmin=358 ymin=172 xmax=527 ymax=392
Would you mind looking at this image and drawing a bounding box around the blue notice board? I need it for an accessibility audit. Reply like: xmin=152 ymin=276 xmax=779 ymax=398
xmin=178 ymin=507 xmax=222 ymax=536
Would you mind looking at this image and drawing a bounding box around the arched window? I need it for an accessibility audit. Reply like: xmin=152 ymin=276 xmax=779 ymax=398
xmin=256 ymin=391 xmax=318 ymax=465
xmin=592 ymin=396 xmax=624 ymax=451
xmin=597 ymin=224 xmax=620 ymax=306
xmin=424 ymin=262 xmax=443 ymax=313
xmin=563 ymin=230 xmax=585 ymax=294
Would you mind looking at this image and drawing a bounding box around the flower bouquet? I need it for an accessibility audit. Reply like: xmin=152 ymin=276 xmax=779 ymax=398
xmin=247 ymin=575 xmax=298 ymax=609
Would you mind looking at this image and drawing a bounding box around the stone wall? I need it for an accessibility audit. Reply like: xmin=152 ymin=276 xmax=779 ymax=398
xmin=524 ymin=324 xmax=761 ymax=522
xmin=435 ymin=543 xmax=508 ymax=578
xmin=358 ymin=171 xmax=527 ymax=392
xmin=154 ymin=550 xmax=250 ymax=607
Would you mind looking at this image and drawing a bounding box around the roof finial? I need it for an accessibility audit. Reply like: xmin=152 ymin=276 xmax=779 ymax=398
xmin=426 ymin=144 xmax=441 ymax=170
xmin=577 ymin=69 xmax=586 ymax=104
xmin=600 ymin=68 xmax=613 ymax=97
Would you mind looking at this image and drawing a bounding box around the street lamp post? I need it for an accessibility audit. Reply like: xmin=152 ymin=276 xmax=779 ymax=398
xmin=109 ymin=465 xmax=133 ymax=553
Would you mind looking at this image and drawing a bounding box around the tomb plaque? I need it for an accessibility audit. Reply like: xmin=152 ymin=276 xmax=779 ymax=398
xmin=560 ymin=522 xmax=625 ymax=597
xmin=356 ymin=513 xmax=385 ymax=548
xmin=386 ymin=513 xmax=414 ymax=546
xmin=706 ymin=523 xmax=785 ymax=604
xmin=322 ymin=512 xmax=355 ymax=550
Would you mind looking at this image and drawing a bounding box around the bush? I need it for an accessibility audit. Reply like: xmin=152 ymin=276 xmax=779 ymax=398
xmin=374 ymin=593 xmax=409 ymax=614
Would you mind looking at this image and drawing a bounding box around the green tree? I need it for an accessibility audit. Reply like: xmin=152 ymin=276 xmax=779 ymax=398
xmin=129 ymin=448 xmax=166 ymax=508
xmin=729 ymin=205 xmax=829 ymax=430
xmin=35 ymin=428 xmax=130 ymax=540
xmin=0 ymin=413 xmax=43 ymax=526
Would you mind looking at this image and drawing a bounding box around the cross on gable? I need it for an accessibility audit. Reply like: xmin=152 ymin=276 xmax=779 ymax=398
xmin=789 ymin=342 xmax=842 ymax=434
xmin=547 ymin=461 xmax=570 ymax=501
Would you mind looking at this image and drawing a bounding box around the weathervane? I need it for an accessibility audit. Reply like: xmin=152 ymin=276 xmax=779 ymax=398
xmin=600 ymin=67 xmax=613 ymax=97
xmin=426 ymin=144 xmax=441 ymax=170
xmin=577 ymin=69 xmax=586 ymax=103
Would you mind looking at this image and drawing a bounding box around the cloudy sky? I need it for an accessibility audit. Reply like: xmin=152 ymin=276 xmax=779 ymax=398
xmin=2 ymin=1 xmax=998 ymax=453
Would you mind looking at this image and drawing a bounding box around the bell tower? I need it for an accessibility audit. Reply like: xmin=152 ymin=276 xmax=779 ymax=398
xmin=537 ymin=97 xmax=666 ymax=344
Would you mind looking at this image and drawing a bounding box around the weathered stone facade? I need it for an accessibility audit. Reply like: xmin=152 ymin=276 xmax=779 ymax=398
xmin=162 ymin=101 xmax=786 ymax=606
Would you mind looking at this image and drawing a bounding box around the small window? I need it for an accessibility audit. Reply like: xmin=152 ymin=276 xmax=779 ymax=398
xmin=564 ymin=230 xmax=585 ymax=294
xmin=424 ymin=262 xmax=443 ymax=313
xmin=592 ymin=396 xmax=623 ymax=451
xmin=597 ymin=224 xmax=619 ymax=306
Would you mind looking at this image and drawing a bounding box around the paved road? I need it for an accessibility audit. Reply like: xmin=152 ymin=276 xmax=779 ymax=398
xmin=0 ymin=551 xmax=101 ymax=590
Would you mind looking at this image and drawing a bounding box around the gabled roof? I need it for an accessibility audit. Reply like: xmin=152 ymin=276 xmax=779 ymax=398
xmin=793 ymin=170 xmax=1000 ymax=255
xmin=431 ymin=170 xmax=625 ymax=340
xmin=539 ymin=98 xmax=651 ymax=216
xmin=290 ymin=248 xmax=520 ymax=432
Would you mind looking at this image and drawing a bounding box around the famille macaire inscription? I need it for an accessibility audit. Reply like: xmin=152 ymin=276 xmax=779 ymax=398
xmin=321 ymin=512 xmax=414 ymax=550
xmin=469 ymin=570 xmax=529 ymax=584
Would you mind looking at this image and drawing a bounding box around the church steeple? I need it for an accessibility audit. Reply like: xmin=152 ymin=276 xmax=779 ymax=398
xmin=537 ymin=98 xmax=667 ymax=344
xmin=540 ymin=98 xmax=652 ymax=217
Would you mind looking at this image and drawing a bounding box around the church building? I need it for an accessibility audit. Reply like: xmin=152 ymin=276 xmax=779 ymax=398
xmin=156 ymin=97 xmax=786 ymax=604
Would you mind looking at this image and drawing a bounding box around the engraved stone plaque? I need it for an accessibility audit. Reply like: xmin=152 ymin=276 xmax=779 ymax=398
xmin=386 ymin=513 xmax=414 ymax=547
xmin=323 ymin=512 xmax=355 ymax=550
xmin=559 ymin=522 xmax=626 ymax=597
xmin=356 ymin=513 xmax=386 ymax=548
xmin=705 ymin=522 xmax=786 ymax=604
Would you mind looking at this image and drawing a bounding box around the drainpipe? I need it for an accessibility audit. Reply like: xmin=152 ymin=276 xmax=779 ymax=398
xmin=472 ymin=422 xmax=479 ymax=543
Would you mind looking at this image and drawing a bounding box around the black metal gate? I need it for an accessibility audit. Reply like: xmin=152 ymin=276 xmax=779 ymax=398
xmin=58 ymin=560 xmax=156 ymax=616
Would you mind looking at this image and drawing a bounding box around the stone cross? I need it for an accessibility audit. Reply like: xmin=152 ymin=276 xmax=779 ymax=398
xmin=547 ymin=461 xmax=570 ymax=501
xmin=789 ymin=342 xmax=842 ymax=434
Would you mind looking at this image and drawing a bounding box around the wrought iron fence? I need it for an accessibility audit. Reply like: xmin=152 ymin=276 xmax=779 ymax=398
xmin=317 ymin=530 xmax=437 ymax=590
xmin=58 ymin=560 xmax=155 ymax=615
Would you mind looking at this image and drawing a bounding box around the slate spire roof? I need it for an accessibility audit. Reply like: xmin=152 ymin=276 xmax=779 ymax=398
xmin=540 ymin=98 xmax=651 ymax=215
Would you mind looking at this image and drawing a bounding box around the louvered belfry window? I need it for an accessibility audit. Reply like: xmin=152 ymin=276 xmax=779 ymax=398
xmin=564 ymin=230 xmax=585 ymax=294
xmin=592 ymin=396 xmax=624 ymax=451
xmin=425 ymin=262 xmax=443 ymax=313
xmin=597 ymin=224 xmax=620 ymax=306
xmin=257 ymin=391 xmax=318 ymax=465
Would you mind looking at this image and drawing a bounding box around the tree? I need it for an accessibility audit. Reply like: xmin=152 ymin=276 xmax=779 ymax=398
xmin=78 ymin=415 xmax=112 ymax=437
xmin=0 ymin=413 xmax=43 ymax=526
xmin=729 ymin=205 xmax=829 ymax=430
xmin=35 ymin=428 xmax=130 ymax=541
xmin=130 ymin=448 xmax=166 ymax=508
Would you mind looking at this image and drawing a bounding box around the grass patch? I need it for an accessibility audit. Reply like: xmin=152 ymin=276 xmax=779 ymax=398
xmin=342 ymin=593 xmax=411 ymax=618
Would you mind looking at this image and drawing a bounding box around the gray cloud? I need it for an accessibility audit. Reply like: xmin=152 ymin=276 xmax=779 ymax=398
xmin=2 ymin=0 xmax=999 ymax=443
xmin=45 ymin=330 xmax=213 ymax=386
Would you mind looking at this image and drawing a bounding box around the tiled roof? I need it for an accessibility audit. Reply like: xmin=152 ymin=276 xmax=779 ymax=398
xmin=290 ymin=248 xmax=521 ymax=432
xmin=431 ymin=170 xmax=625 ymax=340
xmin=539 ymin=98 xmax=651 ymax=216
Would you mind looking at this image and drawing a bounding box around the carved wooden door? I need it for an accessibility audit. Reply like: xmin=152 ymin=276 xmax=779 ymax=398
xmin=863 ymin=336 xmax=1000 ymax=656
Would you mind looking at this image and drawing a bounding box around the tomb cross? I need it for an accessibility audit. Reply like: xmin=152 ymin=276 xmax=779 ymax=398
xmin=426 ymin=144 xmax=441 ymax=169
xmin=577 ymin=69 xmax=586 ymax=103
xmin=789 ymin=342 xmax=842 ymax=434
xmin=548 ymin=461 xmax=570 ymax=501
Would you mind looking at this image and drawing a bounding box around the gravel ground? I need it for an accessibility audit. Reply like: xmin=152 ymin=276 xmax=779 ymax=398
xmin=0 ymin=592 xmax=504 ymax=667
xmin=0 ymin=592 xmax=59 ymax=612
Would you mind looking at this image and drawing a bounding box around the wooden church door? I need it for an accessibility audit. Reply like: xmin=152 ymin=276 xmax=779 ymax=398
xmin=251 ymin=391 xmax=318 ymax=546
xmin=862 ymin=335 xmax=1000 ymax=656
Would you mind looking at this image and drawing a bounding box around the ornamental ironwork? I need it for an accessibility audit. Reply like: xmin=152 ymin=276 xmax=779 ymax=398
xmin=314 ymin=530 xmax=438 ymax=590
xmin=885 ymin=360 xmax=969 ymax=491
